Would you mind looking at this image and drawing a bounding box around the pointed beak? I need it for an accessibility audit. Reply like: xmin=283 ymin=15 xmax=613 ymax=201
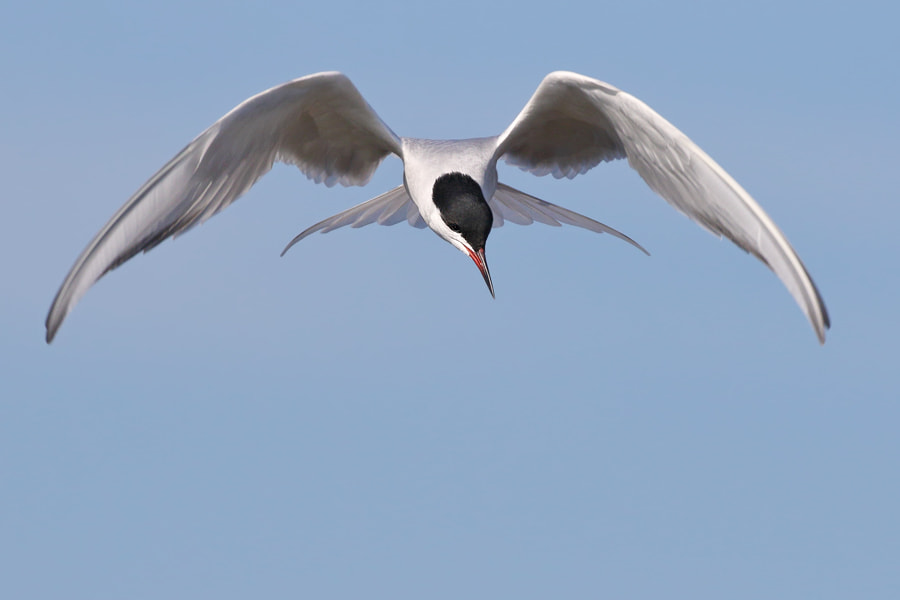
xmin=467 ymin=247 xmax=494 ymax=298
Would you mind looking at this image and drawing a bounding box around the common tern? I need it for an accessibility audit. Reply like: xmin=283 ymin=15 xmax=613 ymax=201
xmin=45 ymin=71 xmax=830 ymax=343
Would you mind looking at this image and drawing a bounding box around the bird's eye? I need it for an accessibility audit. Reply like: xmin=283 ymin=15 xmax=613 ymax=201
xmin=447 ymin=223 xmax=461 ymax=233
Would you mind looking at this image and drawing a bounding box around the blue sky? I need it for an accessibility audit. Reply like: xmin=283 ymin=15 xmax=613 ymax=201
xmin=2 ymin=1 xmax=898 ymax=598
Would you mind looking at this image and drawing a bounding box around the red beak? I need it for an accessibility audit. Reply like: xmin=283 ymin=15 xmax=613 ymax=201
xmin=467 ymin=247 xmax=494 ymax=298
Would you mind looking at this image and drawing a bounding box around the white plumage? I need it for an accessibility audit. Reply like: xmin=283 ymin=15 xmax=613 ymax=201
xmin=45 ymin=71 xmax=829 ymax=343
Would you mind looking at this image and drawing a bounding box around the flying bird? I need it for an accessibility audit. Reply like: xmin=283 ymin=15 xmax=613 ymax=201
xmin=45 ymin=71 xmax=830 ymax=343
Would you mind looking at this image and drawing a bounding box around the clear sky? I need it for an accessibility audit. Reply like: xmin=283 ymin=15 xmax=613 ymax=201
xmin=2 ymin=1 xmax=898 ymax=598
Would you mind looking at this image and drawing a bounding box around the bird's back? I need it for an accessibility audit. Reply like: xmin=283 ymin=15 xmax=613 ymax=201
xmin=400 ymin=137 xmax=500 ymax=225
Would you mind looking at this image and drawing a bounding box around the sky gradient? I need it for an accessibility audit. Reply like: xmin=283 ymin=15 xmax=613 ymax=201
xmin=2 ymin=1 xmax=898 ymax=598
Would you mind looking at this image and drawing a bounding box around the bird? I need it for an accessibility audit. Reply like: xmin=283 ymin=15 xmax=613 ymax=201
xmin=45 ymin=71 xmax=830 ymax=344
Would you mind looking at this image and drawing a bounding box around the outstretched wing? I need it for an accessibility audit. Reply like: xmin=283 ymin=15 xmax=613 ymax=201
xmin=46 ymin=72 xmax=402 ymax=342
xmin=494 ymin=71 xmax=829 ymax=343
xmin=280 ymin=185 xmax=426 ymax=256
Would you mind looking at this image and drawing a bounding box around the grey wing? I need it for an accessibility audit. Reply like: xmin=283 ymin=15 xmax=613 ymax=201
xmin=46 ymin=71 xmax=403 ymax=342
xmin=490 ymin=183 xmax=647 ymax=255
xmin=280 ymin=185 xmax=426 ymax=256
xmin=494 ymin=71 xmax=829 ymax=343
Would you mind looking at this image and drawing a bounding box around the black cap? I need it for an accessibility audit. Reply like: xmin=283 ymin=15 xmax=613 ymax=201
xmin=432 ymin=172 xmax=493 ymax=250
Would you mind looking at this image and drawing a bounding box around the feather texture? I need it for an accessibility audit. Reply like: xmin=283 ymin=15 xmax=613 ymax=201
xmin=495 ymin=71 xmax=829 ymax=342
xmin=46 ymin=72 xmax=402 ymax=342
xmin=280 ymin=185 xmax=425 ymax=256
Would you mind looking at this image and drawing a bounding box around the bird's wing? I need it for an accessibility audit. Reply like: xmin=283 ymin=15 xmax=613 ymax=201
xmin=493 ymin=71 xmax=829 ymax=343
xmin=46 ymin=71 xmax=402 ymax=342
xmin=490 ymin=183 xmax=647 ymax=255
xmin=280 ymin=185 xmax=426 ymax=256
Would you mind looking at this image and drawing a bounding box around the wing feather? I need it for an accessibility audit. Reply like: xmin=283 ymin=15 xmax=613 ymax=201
xmin=494 ymin=71 xmax=829 ymax=342
xmin=491 ymin=183 xmax=648 ymax=254
xmin=46 ymin=72 xmax=402 ymax=342
xmin=280 ymin=185 xmax=424 ymax=256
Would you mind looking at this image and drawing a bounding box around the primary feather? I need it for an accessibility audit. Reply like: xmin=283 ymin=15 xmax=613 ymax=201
xmin=495 ymin=72 xmax=829 ymax=342
xmin=45 ymin=72 xmax=402 ymax=341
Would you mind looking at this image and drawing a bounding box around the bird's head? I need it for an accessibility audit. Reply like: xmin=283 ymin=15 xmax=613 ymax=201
xmin=431 ymin=172 xmax=494 ymax=297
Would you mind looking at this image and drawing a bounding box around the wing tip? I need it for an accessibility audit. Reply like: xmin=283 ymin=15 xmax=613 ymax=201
xmin=44 ymin=283 xmax=73 ymax=344
xmin=44 ymin=308 xmax=63 ymax=344
xmin=810 ymin=278 xmax=831 ymax=345
xmin=280 ymin=230 xmax=312 ymax=256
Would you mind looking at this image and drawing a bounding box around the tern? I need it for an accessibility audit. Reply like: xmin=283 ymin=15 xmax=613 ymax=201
xmin=45 ymin=71 xmax=830 ymax=343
